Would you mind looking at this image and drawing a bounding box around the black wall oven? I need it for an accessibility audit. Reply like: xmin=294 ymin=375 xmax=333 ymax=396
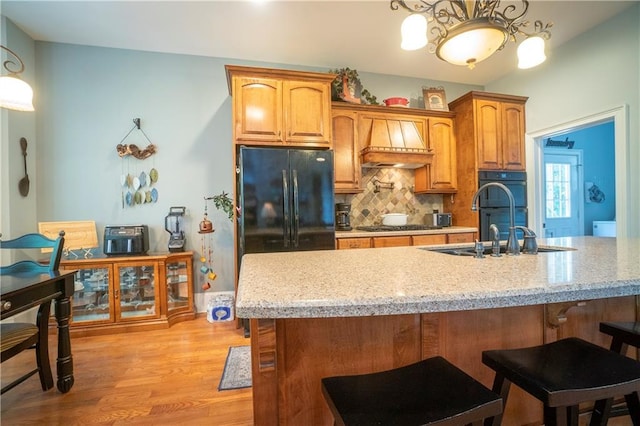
xmin=478 ymin=171 xmax=527 ymax=241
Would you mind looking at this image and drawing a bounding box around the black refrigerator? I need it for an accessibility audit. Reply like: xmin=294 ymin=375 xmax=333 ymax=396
xmin=237 ymin=146 xmax=335 ymax=261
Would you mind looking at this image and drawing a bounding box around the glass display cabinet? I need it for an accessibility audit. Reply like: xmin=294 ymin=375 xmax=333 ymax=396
xmin=60 ymin=251 xmax=195 ymax=336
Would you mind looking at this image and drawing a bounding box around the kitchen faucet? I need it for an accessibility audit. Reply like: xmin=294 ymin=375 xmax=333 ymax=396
xmin=489 ymin=224 xmax=501 ymax=257
xmin=471 ymin=182 xmax=520 ymax=256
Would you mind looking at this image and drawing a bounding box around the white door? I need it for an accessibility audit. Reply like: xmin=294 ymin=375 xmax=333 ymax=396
xmin=543 ymin=150 xmax=584 ymax=237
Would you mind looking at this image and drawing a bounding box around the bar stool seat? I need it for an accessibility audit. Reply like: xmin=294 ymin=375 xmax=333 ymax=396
xmin=591 ymin=321 xmax=640 ymax=425
xmin=482 ymin=337 xmax=640 ymax=426
xmin=321 ymin=356 xmax=502 ymax=426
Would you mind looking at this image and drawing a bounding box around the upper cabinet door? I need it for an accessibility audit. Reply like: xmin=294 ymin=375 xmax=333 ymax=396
xmin=332 ymin=109 xmax=362 ymax=193
xmin=476 ymin=99 xmax=502 ymax=170
xmin=427 ymin=117 xmax=457 ymax=191
xmin=501 ymin=102 xmax=526 ymax=170
xmin=284 ymin=80 xmax=332 ymax=147
xmin=233 ymin=77 xmax=284 ymax=144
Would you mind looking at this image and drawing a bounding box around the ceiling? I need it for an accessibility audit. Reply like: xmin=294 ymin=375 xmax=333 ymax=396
xmin=2 ymin=1 xmax=636 ymax=86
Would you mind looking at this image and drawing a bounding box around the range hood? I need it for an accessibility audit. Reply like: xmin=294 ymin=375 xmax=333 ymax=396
xmin=360 ymin=116 xmax=433 ymax=169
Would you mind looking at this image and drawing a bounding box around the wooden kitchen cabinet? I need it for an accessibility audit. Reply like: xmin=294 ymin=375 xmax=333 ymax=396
xmin=60 ymin=252 xmax=195 ymax=337
xmin=332 ymin=106 xmax=362 ymax=193
xmin=336 ymin=237 xmax=371 ymax=250
xmin=449 ymin=91 xmax=527 ymax=171
xmin=411 ymin=234 xmax=447 ymax=246
xmin=372 ymin=236 xmax=412 ymax=248
xmin=446 ymin=232 xmax=475 ymax=243
xmin=337 ymin=231 xmax=476 ymax=249
xmin=226 ymin=65 xmax=334 ymax=148
xmin=414 ymin=116 xmax=458 ymax=193
xmin=445 ymin=91 xmax=528 ymax=229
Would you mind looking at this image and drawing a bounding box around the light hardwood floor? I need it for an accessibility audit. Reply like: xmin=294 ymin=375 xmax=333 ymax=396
xmin=1 ymin=317 xmax=253 ymax=425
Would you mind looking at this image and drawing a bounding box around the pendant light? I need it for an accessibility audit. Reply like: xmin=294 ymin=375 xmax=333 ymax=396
xmin=0 ymin=45 xmax=35 ymax=111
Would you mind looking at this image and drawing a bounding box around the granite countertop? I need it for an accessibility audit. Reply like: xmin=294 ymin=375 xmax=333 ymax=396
xmin=335 ymin=226 xmax=477 ymax=238
xmin=236 ymin=237 xmax=640 ymax=319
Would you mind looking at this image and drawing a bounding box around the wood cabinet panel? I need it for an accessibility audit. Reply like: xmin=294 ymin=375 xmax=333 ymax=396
xmin=411 ymin=234 xmax=447 ymax=246
xmin=415 ymin=117 xmax=458 ymax=193
xmin=284 ymin=80 xmax=332 ymax=146
xmin=333 ymin=109 xmax=362 ymax=193
xmin=501 ymin=102 xmax=526 ymax=170
xmin=446 ymin=232 xmax=476 ymax=243
xmin=232 ymin=77 xmax=283 ymax=144
xmin=372 ymin=236 xmax=412 ymax=248
xmin=336 ymin=237 xmax=371 ymax=249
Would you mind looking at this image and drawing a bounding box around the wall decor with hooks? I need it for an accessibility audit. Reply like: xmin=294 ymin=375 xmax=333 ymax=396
xmin=117 ymin=118 xmax=160 ymax=208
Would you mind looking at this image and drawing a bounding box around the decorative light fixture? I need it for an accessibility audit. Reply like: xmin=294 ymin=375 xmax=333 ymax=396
xmin=391 ymin=0 xmax=552 ymax=69
xmin=0 ymin=45 xmax=35 ymax=111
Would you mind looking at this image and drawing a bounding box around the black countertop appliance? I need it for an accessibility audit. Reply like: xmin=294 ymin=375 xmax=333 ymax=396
xmin=335 ymin=203 xmax=352 ymax=231
xmin=103 ymin=225 xmax=149 ymax=256
xmin=477 ymin=171 xmax=527 ymax=241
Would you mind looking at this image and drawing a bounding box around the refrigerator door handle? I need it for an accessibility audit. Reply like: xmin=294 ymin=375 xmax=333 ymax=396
xmin=292 ymin=169 xmax=299 ymax=248
xmin=282 ymin=169 xmax=290 ymax=248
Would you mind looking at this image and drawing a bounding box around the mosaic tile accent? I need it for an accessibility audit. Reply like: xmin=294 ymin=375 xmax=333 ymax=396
xmin=334 ymin=168 xmax=443 ymax=226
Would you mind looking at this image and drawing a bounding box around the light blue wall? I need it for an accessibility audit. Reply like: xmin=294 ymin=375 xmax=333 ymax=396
xmin=487 ymin=3 xmax=640 ymax=237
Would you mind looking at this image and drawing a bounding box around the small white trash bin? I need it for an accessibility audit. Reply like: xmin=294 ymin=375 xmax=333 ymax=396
xmin=207 ymin=291 xmax=235 ymax=323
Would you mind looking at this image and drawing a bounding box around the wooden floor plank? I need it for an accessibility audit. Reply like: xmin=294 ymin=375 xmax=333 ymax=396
xmin=1 ymin=317 xmax=253 ymax=425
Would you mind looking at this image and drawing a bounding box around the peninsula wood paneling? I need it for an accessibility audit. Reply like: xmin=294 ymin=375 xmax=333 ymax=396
xmin=252 ymin=315 xmax=422 ymax=425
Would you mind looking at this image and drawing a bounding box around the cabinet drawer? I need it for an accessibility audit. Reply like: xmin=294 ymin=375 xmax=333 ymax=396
xmin=447 ymin=232 xmax=476 ymax=243
xmin=337 ymin=238 xmax=371 ymax=250
xmin=411 ymin=234 xmax=447 ymax=246
xmin=372 ymin=236 xmax=412 ymax=248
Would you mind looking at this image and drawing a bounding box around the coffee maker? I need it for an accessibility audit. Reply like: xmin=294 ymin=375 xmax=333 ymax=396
xmin=335 ymin=203 xmax=352 ymax=231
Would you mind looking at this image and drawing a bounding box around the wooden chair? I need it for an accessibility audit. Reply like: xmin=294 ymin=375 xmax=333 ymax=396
xmin=482 ymin=337 xmax=640 ymax=426
xmin=321 ymin=356 xmax=503 ymax=426
xmin=590 ymin=321 xmax=640 ymax=425
xmin=0 ymin=231 xmax=65 ymax=394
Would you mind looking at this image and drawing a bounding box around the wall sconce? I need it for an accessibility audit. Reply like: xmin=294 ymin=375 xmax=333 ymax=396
xmin=0 ymin=45 xmax=35 ymax=111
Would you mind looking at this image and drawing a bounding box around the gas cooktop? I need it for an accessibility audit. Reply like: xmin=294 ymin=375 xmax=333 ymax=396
xmin=355 ymin=225 xmax=443 ymax=232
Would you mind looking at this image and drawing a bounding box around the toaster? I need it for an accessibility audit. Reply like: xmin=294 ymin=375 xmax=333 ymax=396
xmin=430 ymin=212 xmax=452 ymax=227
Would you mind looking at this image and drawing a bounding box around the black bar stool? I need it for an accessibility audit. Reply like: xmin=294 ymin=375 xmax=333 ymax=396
xmin=591 ymin=321 xmax=640 ymax=425
xmin=482 ymin=337 xmax=640 ymax=426
xmin=321 ymin=356 xmax=503 ymax=426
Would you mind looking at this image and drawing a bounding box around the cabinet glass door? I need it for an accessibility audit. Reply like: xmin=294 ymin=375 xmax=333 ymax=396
xmin=115 ymin=262 xmax=159 ymax=320
xmin=68 ymin=265 xmax=112 ymax=324
xmin=166 ymin=259 xmax=190 ymax=313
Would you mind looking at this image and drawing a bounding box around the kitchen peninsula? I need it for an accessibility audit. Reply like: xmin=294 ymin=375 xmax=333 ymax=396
xmin=236 ymin=236 xmax=640 ymax=425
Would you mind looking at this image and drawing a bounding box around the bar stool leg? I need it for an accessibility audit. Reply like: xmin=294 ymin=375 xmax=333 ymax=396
xmin=485 ymin=373 xmax=510 ymax=426
xmin=624 ymin=391 xmax=640 ymax=426
xmin=590 ymin=335 xmax=633 ymax=426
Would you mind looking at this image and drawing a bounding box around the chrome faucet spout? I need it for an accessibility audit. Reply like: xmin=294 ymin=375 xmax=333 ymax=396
xmin=489 ymin=224 xmax=501 ymax=257
xmin=516 ymin=226 xmax=538 ymax=254
xmin=471 ymin=182 xmax=520 ymax=256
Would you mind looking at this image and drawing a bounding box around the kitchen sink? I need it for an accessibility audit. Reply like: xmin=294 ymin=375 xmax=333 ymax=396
xmin=423 ymin=245 xmax=576 ymax=256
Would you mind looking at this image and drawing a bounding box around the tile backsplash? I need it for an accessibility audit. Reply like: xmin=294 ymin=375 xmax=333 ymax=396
xmin=335 ymin=168 xmax=443 ymax=226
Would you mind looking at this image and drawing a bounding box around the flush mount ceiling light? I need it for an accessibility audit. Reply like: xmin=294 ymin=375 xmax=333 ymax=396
xmin=0 ymin=45 xmax=35 ymax=111
xmin=391 ymin=0 xmax=552 ymax=69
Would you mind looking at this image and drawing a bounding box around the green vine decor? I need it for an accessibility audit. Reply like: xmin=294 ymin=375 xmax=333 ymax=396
xmin=211 ymin=191 xmax=234 ymax=222
xmin=329 ymin=67 xmax=378 ymax=105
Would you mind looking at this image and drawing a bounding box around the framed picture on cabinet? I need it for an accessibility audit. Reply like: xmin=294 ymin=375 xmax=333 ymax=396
xmin=423 ymin=87 xmax=448 ymax=111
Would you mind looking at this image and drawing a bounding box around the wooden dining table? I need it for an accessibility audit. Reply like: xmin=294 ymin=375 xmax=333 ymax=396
xmin=1 ymin=270 xmax=76 ymax=393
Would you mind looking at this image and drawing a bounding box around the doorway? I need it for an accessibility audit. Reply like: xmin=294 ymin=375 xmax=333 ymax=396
xmin=529 ymin=105 xmax=628 ymax=238
xmin=543 ymin=150 xmax=584 ymax=238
